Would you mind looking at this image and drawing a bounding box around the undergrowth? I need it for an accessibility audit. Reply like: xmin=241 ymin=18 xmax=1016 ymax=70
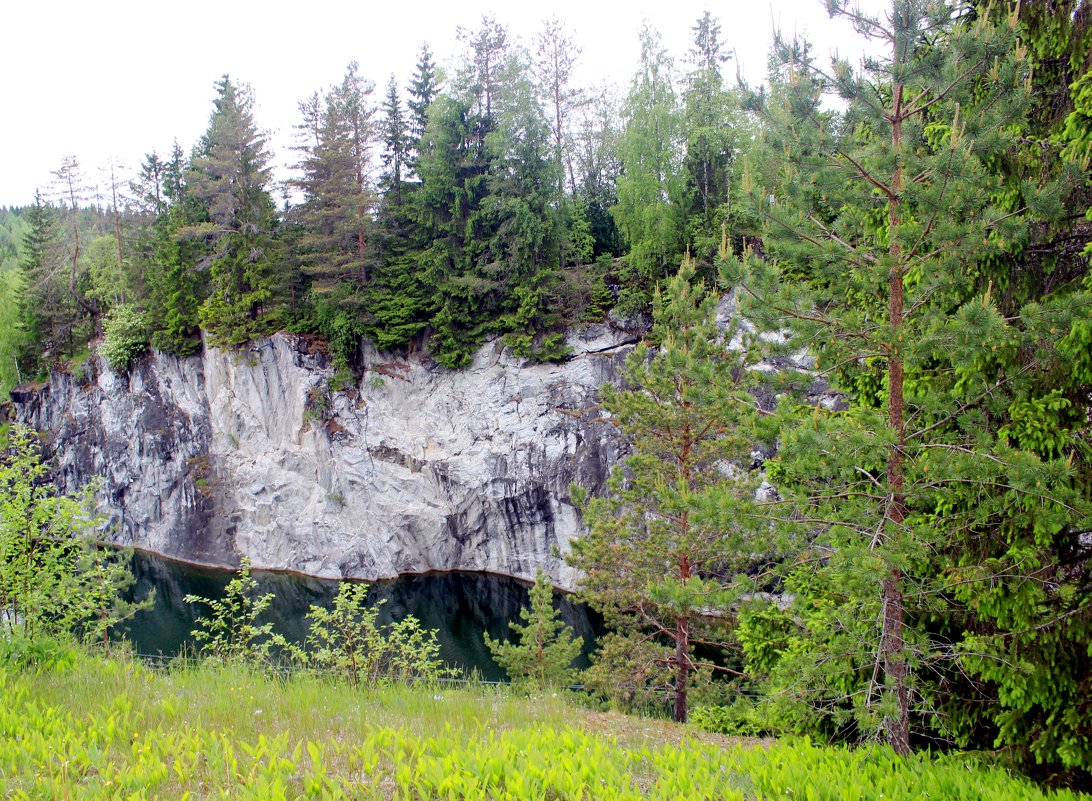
xmin=1 ymin=650 xmax=1085 ymax=800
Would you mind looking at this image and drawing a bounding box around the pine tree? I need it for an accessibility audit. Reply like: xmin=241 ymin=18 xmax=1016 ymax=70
xmin=457 ymin=15 xmax=510 ymax=125
xmin=730 ymin=0 xmax=1088 ymax=756
xmin=484 ymin=570 xmax=581 ymax=690
xmin=571 ymin=256 xmax=766 ymax=722
xmin=289 ymin=64 xmax=376 ymax=307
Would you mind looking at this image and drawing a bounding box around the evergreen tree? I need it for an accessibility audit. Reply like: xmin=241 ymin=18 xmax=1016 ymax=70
xmin=571 ymin=257 xmax=766 ymax=723
xmin=730 ymin=0 xmax=1089 ymax=759
xmin=484 ymin=570 xmax=582 ymax=690
xmin=485 ymin=54 xmax=567 ymax=358
xmin=189 ymin=76 xmax=283 ymax=346
xmin=457 ymin=15 xmax=510 ymax=125
xmin=413 ymin=95 xmax=496 ymax=367
xmin=51 ymin=156 xmax=100 ymax=331
xmin=16 ymin=191 xmax=68 ymax=372
xmin=380 ymin=75 xmax=409 ymax=205
xmin=289 ymin=64 xmax=376 ymax=311
xmin=611 ymin=25 xmax=686 ymax=312
xmin=407 ymin=42 xmax=441 ymax=168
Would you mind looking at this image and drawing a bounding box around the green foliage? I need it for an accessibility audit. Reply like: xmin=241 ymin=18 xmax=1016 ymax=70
xmin=184 ymin=559 xmax=280 ymax=664
xmin=0 ymin=425 xmax=147 ymax=644
xmin=296 ymin=583 xmax=452 ymax=686
xmin=484 ymin=569 xmax=581 ymax=690
xmin=190 ymin=76 xmax=285 ymax=347
xmin=571 ymin=256 xmax=768 ymax=722
xmin=610 ymin=25 xmax=686 ymax=308
xmin=731 ymin=0 xmax=1092 ymax=773
xmin=99 ymin=304 xmax=149 ymax=373
xmin=3 ymin=651 xmax=1082 ymax=800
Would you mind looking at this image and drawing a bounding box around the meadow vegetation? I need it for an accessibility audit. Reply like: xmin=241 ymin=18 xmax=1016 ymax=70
xmin=1 ymin=645 xmax=1086 ymax=801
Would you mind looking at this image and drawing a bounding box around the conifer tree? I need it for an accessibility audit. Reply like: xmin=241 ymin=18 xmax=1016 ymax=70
xmin=189 ymin=76 xmax=283 ymax=345
xmin=484 ymin=570 xmax=581 ymax=690
xmin=571 ymin=256 xmax=766 ymax=723
xmin=407 ymin=42 xmax=441 ymax=166
xmin=730 ymin=0 xmax=1089 ymax=757
xmin=16 ymin=191 xmax=68 ymax=371
xmin=380 ymin=75 xmax=409 ymax=206
xmin=290 ymin=65 xmax=376 ymax=304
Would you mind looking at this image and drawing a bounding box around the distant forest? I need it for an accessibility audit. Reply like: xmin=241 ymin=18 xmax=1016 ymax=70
xmin=0 ymin=11 xmax=757 ymax=387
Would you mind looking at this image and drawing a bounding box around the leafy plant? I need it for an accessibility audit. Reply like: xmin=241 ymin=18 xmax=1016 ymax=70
xmin=184 ymin=559 xmax=280 ymax=664
xmin=99 ymin=304 xmax=149 ymax=373
xmin=0 ymin=424 xmax=148 ymax=645
xmin=299 ymin=583 xmax=453 ymax=686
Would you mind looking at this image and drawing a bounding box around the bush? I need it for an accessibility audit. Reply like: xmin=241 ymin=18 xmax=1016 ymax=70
xmin=299 ymin=583 xmax=454 ymax=686
xmin=185 ymin=559 xmax=281 ymax=664
xmin=0 ymin=425 xmax=148 ymax=644
xmin=99 ymin=304 xmax=149 ymax=373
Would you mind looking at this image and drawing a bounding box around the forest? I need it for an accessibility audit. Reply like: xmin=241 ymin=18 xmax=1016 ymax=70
xmin=0 ymin=0 xmax=1090 ymax=790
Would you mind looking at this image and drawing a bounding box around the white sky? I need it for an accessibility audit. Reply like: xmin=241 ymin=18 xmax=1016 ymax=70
xmin=0 ymin=0 xmax=888 ymax=208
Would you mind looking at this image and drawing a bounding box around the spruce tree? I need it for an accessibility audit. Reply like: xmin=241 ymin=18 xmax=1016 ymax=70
xmin=380 ymin=75 xmax=409 ymax=206
xmin=407 ymin=42 xmax=441 ymax=167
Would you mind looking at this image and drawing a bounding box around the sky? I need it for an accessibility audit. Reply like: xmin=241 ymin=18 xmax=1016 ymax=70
xmin=0 ymin=0 xmax=888 ymax=208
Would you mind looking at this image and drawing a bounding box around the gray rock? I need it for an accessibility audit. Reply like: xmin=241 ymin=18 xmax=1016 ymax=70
xmin=9 ymin=300 xmax=831 ymax=588
xmin=11 ymin=328 xmax=634 ymax=587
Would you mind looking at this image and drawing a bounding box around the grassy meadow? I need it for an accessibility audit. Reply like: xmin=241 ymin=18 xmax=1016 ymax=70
xmin=1 ymin=648 xmax=1087 ymax=800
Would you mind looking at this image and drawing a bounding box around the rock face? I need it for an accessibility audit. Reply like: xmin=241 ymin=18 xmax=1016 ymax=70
xmin=10 ymin=326 xmax=637 ymax=586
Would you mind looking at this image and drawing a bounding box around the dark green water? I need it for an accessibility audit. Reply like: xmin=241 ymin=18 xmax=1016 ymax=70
xmin=119 ymin=552 xmax=600 ymax=681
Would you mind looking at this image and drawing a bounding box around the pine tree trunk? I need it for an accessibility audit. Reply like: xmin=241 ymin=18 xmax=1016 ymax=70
xmin=674 ymin=614 xmax=689 ymax=723
xmin=881 ymin=82 xmax=912 ymax=757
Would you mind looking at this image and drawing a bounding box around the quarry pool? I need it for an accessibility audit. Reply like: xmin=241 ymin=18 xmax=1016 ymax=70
xmin=118 ymin=551 xmax=600 ymax=681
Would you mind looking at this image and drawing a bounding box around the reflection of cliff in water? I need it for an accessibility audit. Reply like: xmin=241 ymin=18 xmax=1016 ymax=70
xmin=120 ymin=551 xmax=601 ymax=681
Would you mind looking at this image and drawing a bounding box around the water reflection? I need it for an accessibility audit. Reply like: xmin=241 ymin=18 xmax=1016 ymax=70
xmin=120 ymin=551 xmax=601 ymax=681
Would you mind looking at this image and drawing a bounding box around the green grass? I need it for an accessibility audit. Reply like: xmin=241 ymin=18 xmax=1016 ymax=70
xmin=1 ymin=649 xmax=1086 ymax=800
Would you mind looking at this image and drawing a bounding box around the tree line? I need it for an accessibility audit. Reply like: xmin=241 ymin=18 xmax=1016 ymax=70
xmin=2 ymin=11 xmax=748 ymax=381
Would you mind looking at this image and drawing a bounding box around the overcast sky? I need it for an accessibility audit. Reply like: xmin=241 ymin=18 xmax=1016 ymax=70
xmin=1 ymin=0 xmax=887 ymax=208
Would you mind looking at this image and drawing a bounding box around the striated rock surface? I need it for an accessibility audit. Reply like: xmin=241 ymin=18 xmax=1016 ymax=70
xmin=10 ymin=326 xmax=637 ymax=586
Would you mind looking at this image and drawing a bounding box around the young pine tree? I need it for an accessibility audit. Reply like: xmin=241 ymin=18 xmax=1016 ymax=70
xmin=484 ymin=569 xmax=581 ymax=690
xmin=571 ymin=256 xmax=769 ymax=722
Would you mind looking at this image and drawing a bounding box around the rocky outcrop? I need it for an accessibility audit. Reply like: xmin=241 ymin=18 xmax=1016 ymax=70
xmin=11 ymin=325 xmax=637 ymax=586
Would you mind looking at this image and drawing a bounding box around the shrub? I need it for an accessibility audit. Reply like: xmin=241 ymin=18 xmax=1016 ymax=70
xmin=99 ymin=304 xmax=150 ymax=373
xmin=185 ymin=559 xmax=280 ymax=664
xmin=0 ymin=425 xmax=148 ymax=644
xmin=300 ymin=583 xmax=453 ymax=686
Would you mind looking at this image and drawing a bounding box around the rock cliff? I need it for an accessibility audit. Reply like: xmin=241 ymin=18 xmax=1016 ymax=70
xmin=10 ymin=325 xmax=637 ymax=586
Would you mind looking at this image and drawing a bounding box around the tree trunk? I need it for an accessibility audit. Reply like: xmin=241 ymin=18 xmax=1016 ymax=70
xmin=881 ymin=81 xmax=911 ymax=757
xmin=673 ymin=614 xmax=690 ymax=723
